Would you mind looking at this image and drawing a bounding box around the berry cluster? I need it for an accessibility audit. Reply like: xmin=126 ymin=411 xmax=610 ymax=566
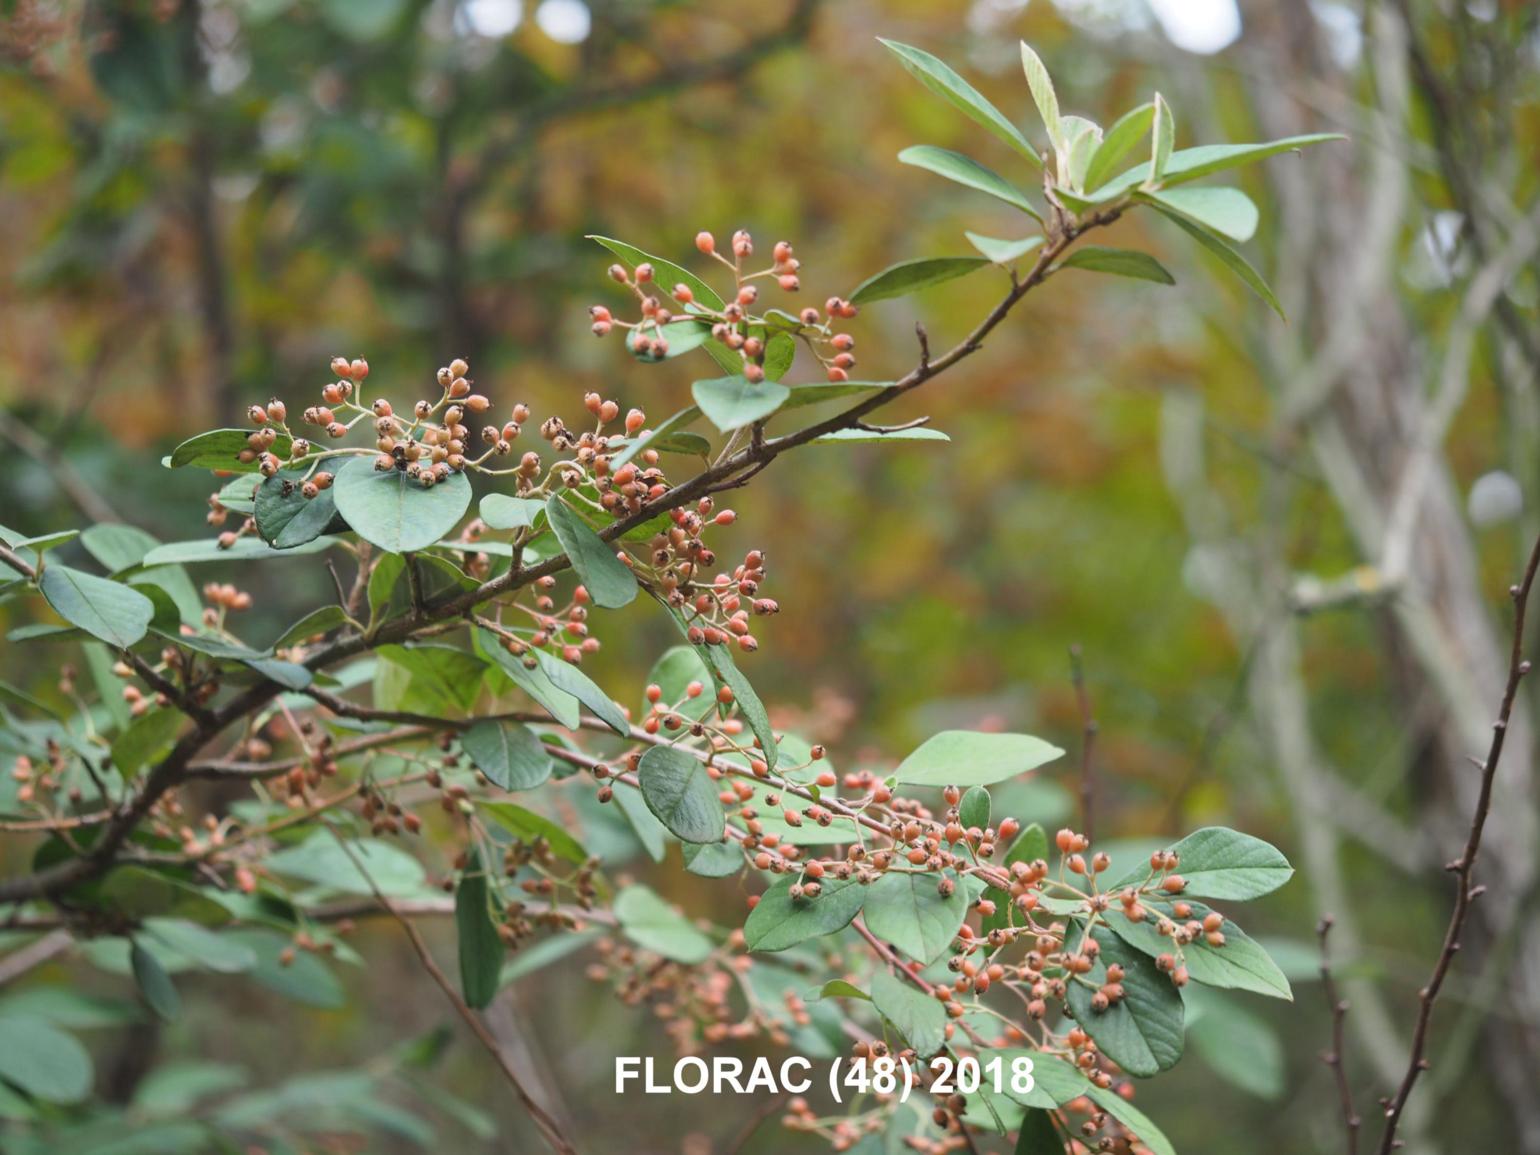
xmin=590 ymin=229 xmax=861 ymax=383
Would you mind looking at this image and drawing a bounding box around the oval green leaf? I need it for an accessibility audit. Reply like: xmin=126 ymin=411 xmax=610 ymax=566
xmin=331 ymin=455 xmax=471 ymax=554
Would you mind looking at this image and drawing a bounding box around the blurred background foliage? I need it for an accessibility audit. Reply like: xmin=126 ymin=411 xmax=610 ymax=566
xmin=2 ymin=0 xmax=1539 ymax=1152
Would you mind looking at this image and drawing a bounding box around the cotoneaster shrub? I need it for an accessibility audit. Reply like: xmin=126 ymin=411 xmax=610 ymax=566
xmin=0 ymin=38 xmax=1342 ymax=1155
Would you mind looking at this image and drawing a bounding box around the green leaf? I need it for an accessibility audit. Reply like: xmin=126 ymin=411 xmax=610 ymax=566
xmin=812 ymin=979 xmax=870 ymax=1002
xmin=142 ymin=918 xmax=257 ymax=974
xmin=545 ymin=495 xmax=637 ymax=609
xmin=141 ymin=536 xmax=334 ymax=565
xmin=691 ymin=375 xmax=791 ymax=432
xmin=813 ymin=427 xmax=951 ymax=444
xmin=869 ymin=968 xmax=946 ymax=1056
xmin=614 ymin=885 xmax=713 ymax=964
xmin=613 ymin=784 xmax=668 ymax=861
xmin=878 ymin=39 xmax=1040 ymax=164
xmin=863 ymin=869 xmax=968 ymax=964
xmin=273 ymin=605 xmax=349 ymax=648
xmin=456 ymin=850 xmax=502 ymax=1010
xmin=331 ymin=456 xmax=471 ymax=555
xmin=965 ymin=233 xmax=1045 ymax=266
xmin=683 ymin=840 xmax=743 ymax=877
xmin=1019 ymin=42 xmax=1064 ymax=155
xmin=377 ymin=643 xmax=486 ymax=715
xmin=1104 ymin=904 xmax=1293 ymax=1000
xmin=1112 ymin=827 xmax=1293 ymax=901
xmin=611 ymin=406 xmax=704 ymax=469
xmin=959 ymin=786 xmax=990 ymax=831
xmin=254 ymin=471 xmax=340 ymax=549
xmin=39 ymin=565 xmax=153 ymax=649
xmin=898 ymin=146 xmax=1041 ymax=219
xmin=895 ymin=730 xmax=1064 ymax=788
xmin=1146 ymin=186 xmax=1259 ymax=243
xmin=166 ymin=428 xmax=292 ymax=472
xmin=1187 ymin=988 xmax=1285 ymax=1099
xmin=479 ymin=801 xmax=587 ymax=865
xmin=628 ymin=317 xmax=714 ymax=361
xmin=1083 ymin=102 xmax=1155 ymax=192
xmin=478 ymin=628 xmax=581 ymax=729
xmin=1087 ymin=1084 xmax=1176 ymax=1155
xmin=226 ymin=929 xmax=345 ymax=1009
xmin=266 ymin=831 xmax=428 ymax=897
xmin=1064 ymin=926 xmax=1184 ymax=1076
xmin=763 ymin=332 xmax=797 ymax=381
xmin=638 ymin=745 xmax=725 ymax=844
xmin=1014 ymin=1109 xmax=1064 ymax=1155
xmin=1091 ymin=133 xmax=1346 ymax=200
xmin=658 ymin=601 xmax=778 ymax=770
xmin=1149 ymin=93 xmax=1174 ymax=183
xmin=587 ymin=235 xmax=726 ymax=311
xmin=0 ymin=1015 xmax=93 ymax=1103
xmin=535 ymin=651 xmax=628 ymax=735
xmin=1000 ymin=1051 xmax=1092 ymax=1108
xmin=1061 ymin=246 xmax=1175 ymax=284
xmin=646 ymin=645 xmax=711 ymax=710
xmin=110 ymin=708 xmax=183 ymax=777
xmin=784 ymin=380 xmax=893 ymax=410
xmin=1154 ymin=206 xmax=1284 ymax=318
xmin=479 ymin=495 xmax=545 ymax=532
xmin=80 ymin=524 xmax=160 ymax=573
xmin=319 ymin=0 xmax=407 ymax=41
xmin=131 ymin=941 xmax=180 ymax=1022
xmin=983 ymin=822 xmax=1048 ymax=935
xmin=461 ymin=719 xmax=553 ymax=791
xmin=744 ymin=875 xmax=866 ymax=952
xmin=850 ymin=257 xmax=990 ymax=305
xmin=1063 ymin=116 xmax=1104 ymax=190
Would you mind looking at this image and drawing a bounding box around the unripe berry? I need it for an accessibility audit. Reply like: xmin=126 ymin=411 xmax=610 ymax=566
xmin=695 ymin=231 xmax=715 ymax=254
xmin=331 ymin=356 xmax=352 ymax=377
xmin=635 ymin=263 xmax=654 ymax=283
xmin=744 ymin=363 xmax=765 ymax=384
xmin=778 ymin=274 xmax=800 ymax=291
xmin=608 ymin=263 xmax=628 ymax=283
xmin=350 ymin=359 xmax=369 ymax=379
xmin=625 ymin=408 xmax=646 ymax=435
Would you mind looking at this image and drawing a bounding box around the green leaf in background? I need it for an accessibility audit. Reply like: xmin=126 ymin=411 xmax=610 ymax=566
xmin=691 ymin=375 xmax=791 ymax=432
xmin=1087 ymin=1084 xmax=1177 ymax=1155
xmin=331 ymin=455 xmax=471 ymax=555
xmin=1113 ymin=827 xmax=1293 ymax=900
xmin=80 ymin=524 xmax=160 ymax=573
xmin=131 ymin=941 xmax=180 ymax=1022
xmin=461 ymin=719 xmax=553 ymax=791
xmin=478 ymin=494 xmax=546 ymax=531
xmin=744 ymin=875 xmax=866 ymax=952
xmin=983 ymin=822 xmax=1048 ymax=935
xmin=959 ymin=785 xmax=990 ymax=831
xmin=850 ymin=256 xmax=990 ymax=305
xmin=165 ymin=428 xmax=292 ymax=472
xmin=545 ymin=495 xmax=637 ymax=609
xmin=266 ymin=831 xmax=428 ymax=897
xmin=862 ymin=869 xmax=968 ymax=965
xmin=895 ymin=730 xmax=1064 ymax=787
xmin=613 ymin=783 xmax=669 ymax=862
xmin=869 ymin=968 xmax=946 ymax=1056
xmin=542 ymin=653 xmax=633 ymax=722
xmin=1186 ymin=987 xmax=1285 ymax=1100
xmin=38 ymin=565 xmax=153 ymax=649
xmin=254 ymin=471 xmax=340 ymax=549
xmin=610 ymin=406 xmax=704 ymax=469
xmin=456 ymin=850 xmax=503 ymax=1010
xmin=898 ymin=146 xmax=1041 ymax=219
xmin=0 ymin=1015 xmax=93 ymax=1103
xmin=377 ymin=643 xmax=486 ymax=715
xmin=614 ymin=885 xmax=713 ymax=964
xmin=1104 ymin=903 xmax=1293 ymax=1000
xmin=1154 ymin=206 xmax=1284 ymax=318
xmin=878 ymin=39 xmax=1040 ymax=164
xmin=272 ymin=604 xmax=349 ymax=648
xmin=479 ymin=801 xmax=588 ymax=865
xmin=965 ymin=233 xmax=1045 ymax=265
xmin=1083 ymin=101 xmax=1155 ymax=192
xmin=140 ymin=536 xmax=335 ymax=565
xmin=1061 ymin=246 xmax=1175 ymax=284
xmin=1019 ymin=42 xmax=1064 ymax=156
xmin=1149 ymin=92 xmax=1174 ymax=184
xmin=142 ymin=919 xmax=257 ymax=974
xmin=226 ymin=929 xmax=345 ymax=1009
xmin=1090 ymin=133 xmax=1346 ymax=200
xmin=109 ymin=707 xmax=184 ymax=778
xmin=638 ymin=745 xmax=725 ymax=844
xmin=683 ymin=840 xmax=743 ymax=878
xmin=319 ymin=0 xmax=407 ymax=41
xmin=645 ymin=645 xmax=711 ymax=710
xmin=1064 ymin=926 xmax=1184 ymax=1076
xmin=587 ymin=235 xmax=727 ymax=311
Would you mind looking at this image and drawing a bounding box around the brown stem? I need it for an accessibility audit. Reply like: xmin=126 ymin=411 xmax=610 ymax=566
xmin=1318 ymin=916 xmax=1361 ymax=1155
xmin=1376 ymin=529 xmax=1540 ymax=1152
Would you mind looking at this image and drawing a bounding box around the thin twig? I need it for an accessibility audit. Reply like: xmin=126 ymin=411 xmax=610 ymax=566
xmin=0 ymin=929 xmax=72 ymax=987
xmin=1376 ymin=529 xmax=1540 ymax=1152
xmin=324 ymin=826 xmax=578 ymax=1155
xmin=1069 ymin=644 xmax=1098 ymax=842
xmin=1319 ymin=916 xmax=1361 ymax=1155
